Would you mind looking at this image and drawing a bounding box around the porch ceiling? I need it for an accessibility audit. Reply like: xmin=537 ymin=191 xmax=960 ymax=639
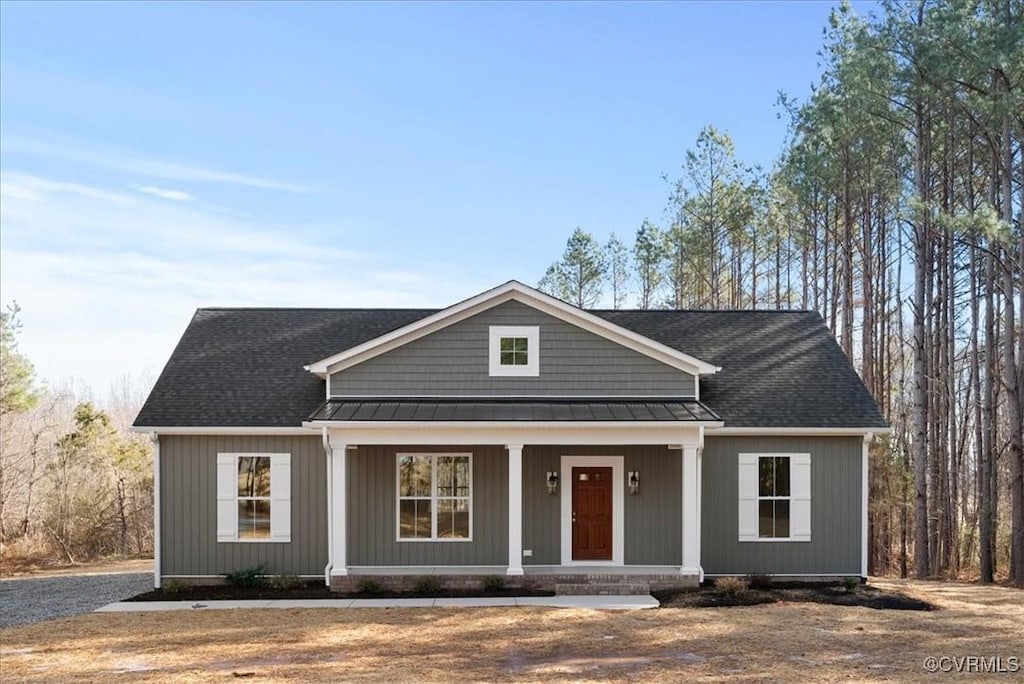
xmin=308 ymin=398 xmax=721 ymax=423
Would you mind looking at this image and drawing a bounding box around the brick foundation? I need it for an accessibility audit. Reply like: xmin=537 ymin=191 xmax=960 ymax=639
xmin=330 ymin=572 xmax=698 ymax=594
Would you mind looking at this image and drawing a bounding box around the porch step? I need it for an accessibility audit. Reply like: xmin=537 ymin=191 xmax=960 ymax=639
xmin=555 ymin=582 xmax=650 ymax=595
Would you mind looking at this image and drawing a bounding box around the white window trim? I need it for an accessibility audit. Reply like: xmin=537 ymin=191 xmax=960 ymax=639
xmin=395 ymin=452 xmax=473 ymax=542
xmin=488 ymin=326 xmax=539 ymax=377
xmin=738 ymin=452 xmax=810 ymax=543
xmin=559 ymin=455 xmax=624 ymax=566
xmin=216 ymin=452 xmax=291 ymax=543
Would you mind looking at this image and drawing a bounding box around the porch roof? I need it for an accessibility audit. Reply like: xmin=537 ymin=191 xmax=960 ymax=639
xmin=308 ymin=398 xmax=720 ymax=423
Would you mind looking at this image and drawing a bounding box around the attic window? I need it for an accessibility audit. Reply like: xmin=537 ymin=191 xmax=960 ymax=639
xmin=489 ymin=326 xmax=539 ymax=377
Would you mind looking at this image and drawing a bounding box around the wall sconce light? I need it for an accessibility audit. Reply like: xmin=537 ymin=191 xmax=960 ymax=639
xmin=628 ymin=471 xmax=640 ymax=495
xmin=546 ymin=471 xmax=559 ymax=495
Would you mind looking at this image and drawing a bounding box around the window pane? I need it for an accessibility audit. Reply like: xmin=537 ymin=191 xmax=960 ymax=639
xmin=438 ymin=499 xmax=470 ymax=539
xmin=774 ymin=500 xmax=790 ymax=538
xmin=437 ymin=456 xmax=469 ymax=497
xmin=238 ymin=500 xmax=271 ymax=539
xmin=399 ymin=499 xmax=432 ymax=538
xmin=774 ymin=457 xmax=790 ymax=497
xmin=500 ymin=351 xmax=515 ymax=365
xmin=758 ymin=500 xmax=774 ymax=538
xmin=758 ymin=457 xmax=774 ymax=497
xmin=512 ymin=351 xmax=527 ymax=365
xmin=398 ymin=456 xmax=432 ymax=497
xmin=500 ymin=337 xmax=514 ymax=352
xmin=513 ymin=338 xmax=528 ymax=353
xmin=238 ymin=456 xmax=271 ymax=498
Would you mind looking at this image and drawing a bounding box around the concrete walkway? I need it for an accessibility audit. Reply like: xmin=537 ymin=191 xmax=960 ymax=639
xmin=96 ymin=595 xmax=659 ymax=612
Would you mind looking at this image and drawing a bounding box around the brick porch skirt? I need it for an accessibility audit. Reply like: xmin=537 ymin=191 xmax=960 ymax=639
xmin=330 ymin=572 xmax=698 ymax=595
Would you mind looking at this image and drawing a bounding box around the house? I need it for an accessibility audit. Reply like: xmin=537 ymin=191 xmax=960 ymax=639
xmin=132 ymin=281 xmax=888 ymax=593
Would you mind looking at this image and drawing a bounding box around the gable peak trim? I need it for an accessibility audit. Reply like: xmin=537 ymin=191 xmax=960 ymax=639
xmin=305 ymin=280 xmax=720 ymax=377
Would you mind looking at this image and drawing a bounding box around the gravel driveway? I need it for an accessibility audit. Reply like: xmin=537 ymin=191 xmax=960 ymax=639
xmin=1 ymin=571 xmax=151 ymax=628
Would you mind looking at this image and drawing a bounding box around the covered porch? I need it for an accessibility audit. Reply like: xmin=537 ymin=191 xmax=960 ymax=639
xmin=305 ymin=398 xmax=722 ymax=592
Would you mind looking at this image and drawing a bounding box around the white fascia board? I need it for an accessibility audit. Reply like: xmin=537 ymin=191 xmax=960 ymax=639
xmin=307 ymin=421 xmax=716 ymax=446
xmin=129 ymin=426 xmax=316 ymax=435
xmin=305 ymin=281 xmax=720 ymax=376
xmin=707 ymin=426 xmax=892 ymax=437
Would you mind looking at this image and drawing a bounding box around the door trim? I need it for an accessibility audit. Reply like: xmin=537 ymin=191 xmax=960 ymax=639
xmin=560 ymin=455 xmax=624 ymax=566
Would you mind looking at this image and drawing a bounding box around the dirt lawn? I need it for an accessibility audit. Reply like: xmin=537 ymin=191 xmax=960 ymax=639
xmin=1 ymin=579 xmax=1020 ymax=682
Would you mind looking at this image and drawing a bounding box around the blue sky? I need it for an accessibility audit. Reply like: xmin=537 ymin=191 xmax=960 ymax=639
xmin=1 ymin=1 xmax=869 ymax=394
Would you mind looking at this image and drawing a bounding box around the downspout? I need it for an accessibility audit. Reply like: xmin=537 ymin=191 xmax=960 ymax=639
xmin=697 ymin=425 xmax=704 ymax=583
xmin=323 ymin=426 xmax=333 ymax=586
xmin=150 ymin=432 xmax=161 ymax=589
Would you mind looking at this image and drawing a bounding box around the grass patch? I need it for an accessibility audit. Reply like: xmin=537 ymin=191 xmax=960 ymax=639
xmin=2 ymin=579 xmax=1019 ymax=682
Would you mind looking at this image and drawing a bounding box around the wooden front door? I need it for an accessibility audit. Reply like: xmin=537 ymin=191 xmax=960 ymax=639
xmin=571 ymin=467 xmax=613 ymax=560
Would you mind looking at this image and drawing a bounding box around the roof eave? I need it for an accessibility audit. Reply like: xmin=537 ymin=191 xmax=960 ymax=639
xmin=302 ymin=419 xmax=726 ymax=430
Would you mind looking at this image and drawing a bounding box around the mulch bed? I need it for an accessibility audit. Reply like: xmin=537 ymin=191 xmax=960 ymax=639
xmin=653 ymin=581 xmax=935 ymax=611
xmin=127 ymin=580 xmax=554 ymax=602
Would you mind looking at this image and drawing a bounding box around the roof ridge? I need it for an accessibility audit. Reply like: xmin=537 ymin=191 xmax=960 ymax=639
xmin=193 ymin=306 xmax=819 ymax=315
xmin=197 ymin=306 xmax=440 ymax=312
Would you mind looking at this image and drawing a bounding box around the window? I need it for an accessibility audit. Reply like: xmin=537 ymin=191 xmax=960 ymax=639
xmin=216 ymin=453 xmax=291 ymax=542
xmin=488 ymin=326 xmax=539 ymax=376
xmin=758 ymin=456 xmax=790 ymax=538
xmin=500 ymin=336 xmax=529 ymax=366
xmin=738 ymin=453 xmax=810 ymax=542
xmin=237 ymin=456 xmax=272 ymax=539
xmin=397 ymin=453 xmax=471 ymax=541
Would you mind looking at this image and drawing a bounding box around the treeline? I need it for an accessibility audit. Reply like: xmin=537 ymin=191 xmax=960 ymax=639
xmin=538 ymin=1 xmax=1023 ymax=583
xmin=0 ymin=306 xmax=153 ymax=568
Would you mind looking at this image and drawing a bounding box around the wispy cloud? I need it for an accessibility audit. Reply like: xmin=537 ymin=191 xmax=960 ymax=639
xmin=134 ymin=185 xmax=195 ymax=202
xmin=4 ymin=136 xmax=317 ymax=194
xmin=0 ymin=171 xmax=484 ymax=393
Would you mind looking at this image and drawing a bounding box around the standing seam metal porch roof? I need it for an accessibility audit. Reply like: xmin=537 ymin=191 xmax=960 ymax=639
xmin=307 ymin=398 xmax=721 ymax=423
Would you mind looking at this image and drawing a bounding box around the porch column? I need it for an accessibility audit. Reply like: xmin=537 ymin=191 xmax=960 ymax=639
xmin=329 ymin=439 xmax=348 ymax=578
xmin=681 ymin=445 xmax=701 ymax=577
xmin=507 ymin=443 xmax=524 ymax=576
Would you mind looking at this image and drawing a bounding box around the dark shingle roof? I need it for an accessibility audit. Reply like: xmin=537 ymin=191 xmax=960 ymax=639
xmin=133 ymin=307 xmax=887 ymax=429
xmin=308 ymin=398 xmax=720 ymax=423
xmin=593 ymin=310 xmax=886 ymax=428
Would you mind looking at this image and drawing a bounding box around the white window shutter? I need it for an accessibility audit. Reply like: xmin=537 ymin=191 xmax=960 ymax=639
xmin=737 ymin=453 xmax=758 ymax=541
xmin=216 ymin=454 xmax=237 ymax=542
xmin=790 ymin=454 xmax=812 ymax=541
xmin=270 ymin=454 xmax=291 ymax=542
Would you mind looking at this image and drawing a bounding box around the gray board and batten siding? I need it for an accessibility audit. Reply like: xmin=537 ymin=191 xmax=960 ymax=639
xmin=328 ymin=300 xmax=696 ymax=397
xmin=701 ymin=435 xmax=862 ymax=576
xmin=159 ymin=434 xmax=863 ymax=576
xmin=346 ymin=445 xmax=509 ymax=566
xmin=159 ymin=435 xmax=327 ymax=577
xmin=521 ymin=445 xmax=682 ymax=566
xmin=345 ymin=444 xmax=682 ymax=567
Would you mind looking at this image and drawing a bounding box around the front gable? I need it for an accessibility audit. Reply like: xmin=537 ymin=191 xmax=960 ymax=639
xmin=309 ymin=282 xmax=717 ymax=398
xmin=328 ymin=299 xmax=698 ymax=397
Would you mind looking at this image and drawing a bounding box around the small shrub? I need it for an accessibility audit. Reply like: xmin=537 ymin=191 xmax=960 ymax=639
xmin=842 ymin=576 xmax=861 ymax=593
xmin=355 ymin=579 xmax=383 ymax=595
xmin=162 ymin=578 xmax=190 ymax=594
xmin=481 ymin=575 xmax=506 ymax=592
xmin=715 ymin=576 xmax=749 ymax=596
xmin=269 ymin=574 xmax=303 ymax=590
xmin=413 ymin=576 xmax=442 ymax=594
xmin=223 ymin=564 xmax=267 ymax=588
xmin=746 ymin=573 xmax=772 ymax=590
